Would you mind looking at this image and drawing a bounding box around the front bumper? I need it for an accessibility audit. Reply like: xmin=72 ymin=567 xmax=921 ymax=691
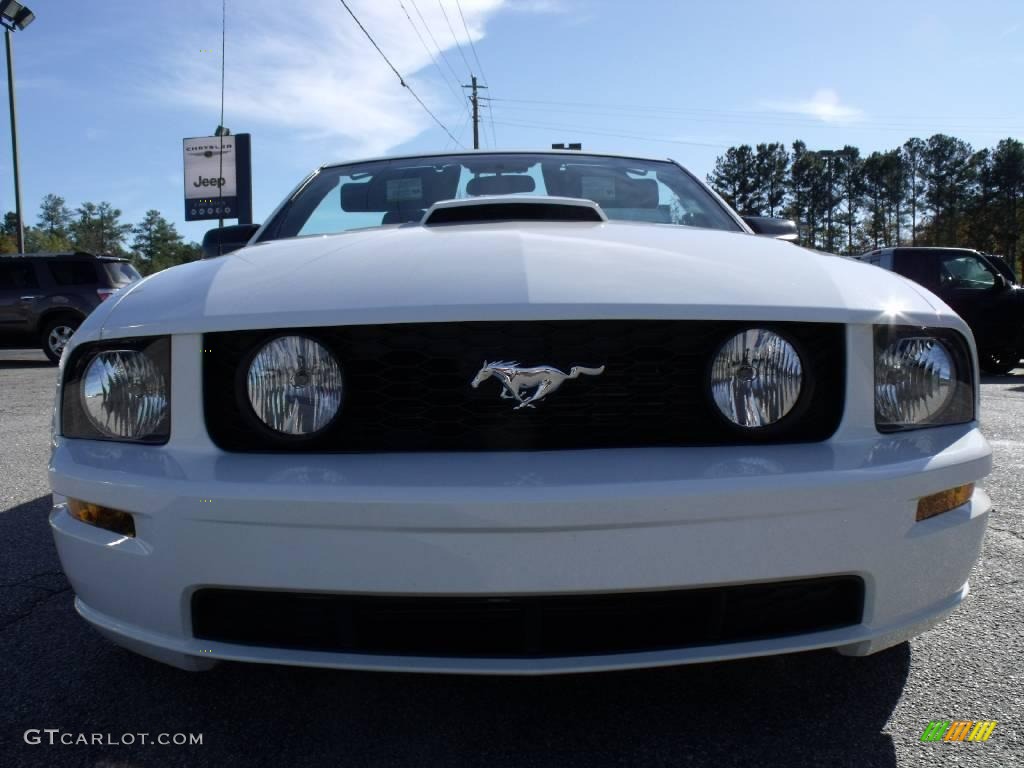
xmin=49 ymin=424 xmax=992 ymax=674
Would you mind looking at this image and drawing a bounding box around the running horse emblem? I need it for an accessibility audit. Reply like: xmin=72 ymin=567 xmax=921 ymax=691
xmin=470 ymin=361 xmax=606 ymax=410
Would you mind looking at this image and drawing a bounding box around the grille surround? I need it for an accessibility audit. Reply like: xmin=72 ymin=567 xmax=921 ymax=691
xmin=191 ymin=577 xmax=865 ymax=658
xmin=203 ymin=320 xmax=845 ymax=452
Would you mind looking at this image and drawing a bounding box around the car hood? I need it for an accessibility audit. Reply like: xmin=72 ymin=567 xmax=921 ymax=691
xmin=95 ymin=221 xmax=953 ymax=338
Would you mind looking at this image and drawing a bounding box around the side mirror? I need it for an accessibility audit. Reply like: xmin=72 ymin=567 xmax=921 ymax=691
xmin=743 ymin=216 xmax=799 ymax=243
xmin=994 ymin=273 xmax=1009 ymax=291
xmin=202 ymin=223 xmax=261 ymax=259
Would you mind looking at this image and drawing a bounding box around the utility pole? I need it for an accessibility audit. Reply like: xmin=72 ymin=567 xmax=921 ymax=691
xmin=5 ymin=28 xmax=21 ymax=251
xmin=461 ymin=75 xmax=486 ymax=150
xmin=0 ymin=3 xmax=33 ymax=253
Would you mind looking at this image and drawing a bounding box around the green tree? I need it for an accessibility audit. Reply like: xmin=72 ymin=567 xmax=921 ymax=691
xmin=788 ymin=143 xmax=831 ymax=249
xmin=70 ymin=201 xmax=132 ymax=255
xmin=862 ymin=152 xmax=889 ymax=248
xmin=834 ymin=146 xmax=864 ymax=254
xmin=0 ymin=211 xmax=17 ymax=252
xmin=24 ymin=228 xmax=73 ymax=253
xmin=987 ymin=138 xmax=1024 ymax=276
xmin=707 ymin=134 xmax=1023 ymax=261
xmin=753 ymin=142 xmax=789 ymax=217
xmin=881 ymin=149 xmax=908 ymax=246
xmin=922 ymin=134 xmax=975 ymax=245
xmin=130 ymin=210 xmax=201 ymax=275
xmin=902 ymin=138 xmax=927 ymax=245
xmin=709 ymin=144 xmax=759 ymax=215
xmin=24 ymin=194 xmax=74 ymax=253
xmin=37 ymin=194 xmax=73 ymax=239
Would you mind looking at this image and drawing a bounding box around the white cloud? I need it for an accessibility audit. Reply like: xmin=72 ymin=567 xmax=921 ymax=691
xmin=501 ymin=0 xmax=572 ymax=13
xmin=154 ymin=0 xmax=506 ymax=157
xmin=761 ymin=88 xmax=864 ymax=124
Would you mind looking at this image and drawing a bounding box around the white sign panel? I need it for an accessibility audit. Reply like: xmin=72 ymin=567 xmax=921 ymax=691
xmin=183 ymin=136 xmax=237 ymax=199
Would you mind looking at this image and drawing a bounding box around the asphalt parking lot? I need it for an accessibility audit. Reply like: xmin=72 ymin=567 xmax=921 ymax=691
xmin=0 ymin=348 xmax=1021 ymax=768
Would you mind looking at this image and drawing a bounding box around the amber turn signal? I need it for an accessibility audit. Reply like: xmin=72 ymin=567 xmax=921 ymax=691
xmin=916 ymin=484 xmax=974 ymax=522
xmin=67 ymin=499 xmax=136 ymax=537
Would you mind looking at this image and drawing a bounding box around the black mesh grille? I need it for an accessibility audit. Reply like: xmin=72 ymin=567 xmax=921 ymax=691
xmin=203 ymin=320 xmax=845 ymax=452
xmin=191 ymin=577 xmax=865 ymax=658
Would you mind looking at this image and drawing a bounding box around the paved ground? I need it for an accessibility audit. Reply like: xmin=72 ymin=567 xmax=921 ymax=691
xmin=0 ymin=348 xmax=1021 ymax=768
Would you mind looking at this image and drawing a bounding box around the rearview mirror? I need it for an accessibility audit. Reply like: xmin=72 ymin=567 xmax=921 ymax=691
xmin=202 ymin=223 xmax=261 ymax=259
xmin=743 ymin=216 xmax=799 ymax=243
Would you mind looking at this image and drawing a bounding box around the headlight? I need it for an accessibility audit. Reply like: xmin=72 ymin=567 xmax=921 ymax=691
xmin=61 ymin=336 xmax=171 ymax=443
xmin=875 ymin=326 xmax=975 ymax=431
xmin=710 ymin=328 xmax=803 ymax=428
xmin=245 ymin=335 xmax=343 ymax=436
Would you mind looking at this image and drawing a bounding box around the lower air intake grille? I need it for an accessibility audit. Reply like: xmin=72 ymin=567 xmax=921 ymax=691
xmin=192 ymin=577 xmax=864 ymax=658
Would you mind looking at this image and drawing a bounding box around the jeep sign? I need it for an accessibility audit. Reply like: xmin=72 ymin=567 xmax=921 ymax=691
xmin=183 ymin=133 xmax=252 ymax=223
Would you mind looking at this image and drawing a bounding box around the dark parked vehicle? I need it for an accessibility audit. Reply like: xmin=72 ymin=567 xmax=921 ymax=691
xmin=857 ymin=247 xmax=1023 ymax=374
xmin=984 ymin=253 xmax=1018 ymax=287
xmin=0 ymin=252 xmax=141 ymax=362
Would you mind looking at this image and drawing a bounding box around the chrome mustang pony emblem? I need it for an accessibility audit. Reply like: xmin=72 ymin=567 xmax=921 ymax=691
xmin=470 ymin=361 xmax=606 ymax=410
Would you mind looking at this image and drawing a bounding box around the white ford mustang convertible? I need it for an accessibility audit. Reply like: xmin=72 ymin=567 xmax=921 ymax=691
xmin=49 ymin=151 xmax=992 ymax=673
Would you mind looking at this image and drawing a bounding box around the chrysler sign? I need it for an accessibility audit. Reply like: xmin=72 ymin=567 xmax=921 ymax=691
xmin=183 ymin=133 xmax=252 ymax=223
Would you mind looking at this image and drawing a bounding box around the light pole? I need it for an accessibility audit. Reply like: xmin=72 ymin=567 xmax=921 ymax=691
xmin=0 ymin=1 xmax=34 ymax=254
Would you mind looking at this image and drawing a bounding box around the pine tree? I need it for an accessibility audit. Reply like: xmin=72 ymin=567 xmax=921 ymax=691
xmin=130 ymin=210 xmax=200 ymax=275
xmin=708 ymin=145 xmax=759 ymax=216
xmin=834 ymin=146 xmax=863 ymax=254
xmin=902 ymin=138 xmax=927 ymax=245
xmin=37 ymin=194 xmax=72 ymax=240
xmin=922 ymin=134 xmax=975 ymax=245
xmin=754 ymin=143 xmax=789 ymax=217
xmin=988 ymin=138 xmax=1024 ymax=276
xmin=71 ymin=202 xmax=132 ymax=255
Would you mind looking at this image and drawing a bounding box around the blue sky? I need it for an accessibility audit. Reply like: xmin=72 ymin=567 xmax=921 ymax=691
xmin=4 ymin=0 xmax=1023 ymax=244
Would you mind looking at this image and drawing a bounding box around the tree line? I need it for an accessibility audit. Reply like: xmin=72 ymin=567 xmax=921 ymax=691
xmin=0 ymin=194 xmax=202 ymax=276
xmin=707 ymin=135 xmax=1024 ymax=273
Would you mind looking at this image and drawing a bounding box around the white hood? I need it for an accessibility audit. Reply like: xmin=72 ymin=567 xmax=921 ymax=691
xmin=95 ymin=221 xmax=952 ymax=338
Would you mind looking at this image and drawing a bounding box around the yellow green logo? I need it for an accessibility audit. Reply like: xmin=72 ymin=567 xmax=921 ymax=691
xmin=920 ymin=721 xmax=997 ymax=742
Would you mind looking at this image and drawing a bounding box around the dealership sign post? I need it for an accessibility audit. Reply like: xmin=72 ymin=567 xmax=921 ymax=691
xmin=183 ymin=133 xmax=252 ymax=224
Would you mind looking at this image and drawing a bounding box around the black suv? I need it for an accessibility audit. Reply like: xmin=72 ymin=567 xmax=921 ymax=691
xmin=858 ymin=246 xmax=1023 ymax=374
xmin=0 ymin=252 xmax=141 ymax=362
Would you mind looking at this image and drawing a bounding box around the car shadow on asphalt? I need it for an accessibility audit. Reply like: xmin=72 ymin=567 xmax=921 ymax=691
xmin=1 ymin=492 xmax=910 ymax=768
xmin=0 ymin=358 xmax=54 ymax=369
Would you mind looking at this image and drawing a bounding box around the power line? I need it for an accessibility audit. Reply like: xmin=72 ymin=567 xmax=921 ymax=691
xmin=490 ymin=103 xmax=1024 ymax=136
xmin=409 ymin=0 xmax=463 ymax=85
xmin=479 ymin=96 xmax=495 ymax=148
xmin=454 ymin=0 xmax=487 ymax=83
xmin=489 ymin=96 xmax=1024 ymax=129
xmin=436 ymin=0 xmax=473 ymax=77
xmin=447 ymin=109 xmax=472 ymax=151
xmin=489 ymin=118 xmax=733 ymax=149
xmin=455 ymin=0 xmax=497 ymax=148
xmin=337 ymin=0 xmax=463 ymax=147
xmin=396 ymin=0 xmax=463 ymax=105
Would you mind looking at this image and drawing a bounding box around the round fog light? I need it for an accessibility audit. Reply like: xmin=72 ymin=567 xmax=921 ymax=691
xmin=711 ymin=329 xmax=803 ymax=427
xmin=246 ymin=335 xmax=343 ymax=436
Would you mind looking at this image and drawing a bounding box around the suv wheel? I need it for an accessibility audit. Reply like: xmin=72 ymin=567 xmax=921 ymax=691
xmin=979 ymin=350 xmax=1020 ymax=376
xmin=41 ymin=316 xmax=81 ymax=364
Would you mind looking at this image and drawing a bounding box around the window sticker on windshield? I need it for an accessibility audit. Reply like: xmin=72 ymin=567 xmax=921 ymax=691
xmin=581 ymin=176 xmax=616 ymax=201
xmin=387 ymin=178 xmax=423 ymax=202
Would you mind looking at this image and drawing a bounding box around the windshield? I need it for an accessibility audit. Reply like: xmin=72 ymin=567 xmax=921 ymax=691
xmin=260 ymin=153 xmax=741 ymax=241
